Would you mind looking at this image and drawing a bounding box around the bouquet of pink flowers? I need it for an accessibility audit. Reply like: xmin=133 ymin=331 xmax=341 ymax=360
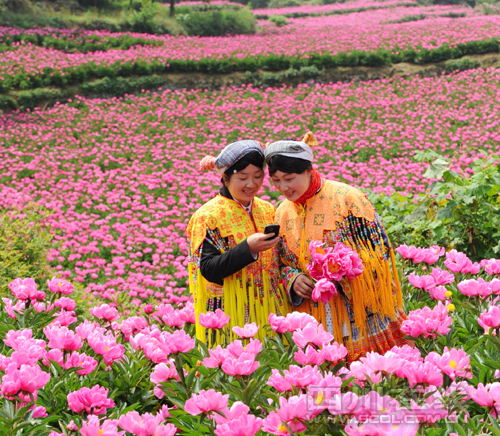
xmin=306 ymin=241 xmax=364 ymax=303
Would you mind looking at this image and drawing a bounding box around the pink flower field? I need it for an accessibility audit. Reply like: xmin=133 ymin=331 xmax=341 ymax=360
xmin=1 ymin=67 xmax=499 ymax=304
xmin=0 ymin=4 xmax=498 ymax=82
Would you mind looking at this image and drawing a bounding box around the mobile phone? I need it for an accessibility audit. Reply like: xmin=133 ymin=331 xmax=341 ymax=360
xmin=264 ymin=224 xmax=280 ymax=240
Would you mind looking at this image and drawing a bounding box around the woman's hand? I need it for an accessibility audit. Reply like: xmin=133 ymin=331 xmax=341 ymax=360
xmin=247 ymin=233 xmax=279 ymax=254
xmin=293 ymin=274 xmax=314 ymax=299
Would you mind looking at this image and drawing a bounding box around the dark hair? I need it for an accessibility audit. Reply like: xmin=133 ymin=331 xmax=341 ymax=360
xmin=267 ymin=155 xmax=312 ymax=176
xmin=223 ymin=151 xmax=264 ymax=182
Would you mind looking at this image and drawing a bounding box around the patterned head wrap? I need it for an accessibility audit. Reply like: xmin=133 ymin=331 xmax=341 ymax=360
xmin=264 ymin=131 xmax=318 ymax=163
xmin=200 ymin=140 xmax=264 ymax=175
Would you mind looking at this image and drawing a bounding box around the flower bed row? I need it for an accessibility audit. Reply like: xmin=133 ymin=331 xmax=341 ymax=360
xmin=0 ymin=30 xmax=162 ymax=54
xmin=0 ymin=37 xmax=498 ymax=94
xmin=0 ymin=246 xmax=499 ymax=435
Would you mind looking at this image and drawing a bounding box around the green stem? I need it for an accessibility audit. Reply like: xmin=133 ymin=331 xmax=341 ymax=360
xmin=174 ymin=354 xmax=188 ymax=394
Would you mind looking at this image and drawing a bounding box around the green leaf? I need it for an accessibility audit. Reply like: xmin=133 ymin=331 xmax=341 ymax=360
xmin=423 ymin=158 xmax=450 ymax=179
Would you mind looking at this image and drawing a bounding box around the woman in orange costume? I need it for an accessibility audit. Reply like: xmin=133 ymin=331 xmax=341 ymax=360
xmin=187 ymin=140 xmax=289 ymax=346
xmin=265 ymin=132 xmax=411 ymax=362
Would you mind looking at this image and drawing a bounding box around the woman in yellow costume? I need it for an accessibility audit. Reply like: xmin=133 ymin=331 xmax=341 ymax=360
xmin=265 ymin=132 xmax=411 ymax=362
xmin=187 ymin=140 xmax=290 ymax=346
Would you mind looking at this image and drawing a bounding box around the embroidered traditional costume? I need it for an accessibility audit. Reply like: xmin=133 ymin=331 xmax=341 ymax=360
xmin=187 ymin=140 xmax=289 ymax=346
xmin=265 ymin=133 xmax=411 ymax=362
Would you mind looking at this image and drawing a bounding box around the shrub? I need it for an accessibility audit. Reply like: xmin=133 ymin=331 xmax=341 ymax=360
xmin=268 ymin=0 xmax=300 ymax=7
xmin=0 ymin=95 xmax=17 ymax=110
xmin=181 ymin=8 xmax=256 ymax=36
xmin=80 ymin=75 xmax=165 ymax=97
xmin=386 ymin=13 xmax=427 ymax=24
xmin=0 ymin=206 xmax=56 ymax=298
xmin=445 ymin=56 xmax=481 ymax=73
xmin=268 ymin=14 xmax=289 ymax=26
xmin=371 ymin=151 xmax=500 ymax=261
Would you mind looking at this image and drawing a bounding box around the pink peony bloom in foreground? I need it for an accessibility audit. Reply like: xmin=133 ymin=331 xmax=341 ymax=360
xmin=184 ymin=389 xmax=229 ymax=416
xmin=227 ymin=339 xmax=262 ymax=358
xmin=80 ymin=415 xmax=124 ymax=436
xmin=445 ymin=250 xmax=480 ymax=274
xmin=213 ymin=401 xmax=249 ymax=425
xmin=276 ymin=395 xmax=311 ymax=433
xmin=232 ymin=323 xmax=259 ymax=339
xmin=118 ymin=411 xmax=164 ymax=436
xmin=292 ymin=322 xmax=333 ymax=348
xmin=285 ymin=312 xmax=318 ymax=332
xmin=294 ymin=345 xmax=325 ymax=366
xmin=401 ymin=302 xmax=452 ymax=339
xmin=307 ymin=241 xmax=363 ymax=282
xmin=47 ymin=277 xmax=74 ymax=295
xmin=425 ymin=347 xmax=472 ymax=380
xmin=478 ymin=305 xmax=500 ymax=330
xmin=402 ymin=361 xmax=443 ymax=388
xmin=408 ymin=273 xmax=436 ymax=290
xmin=458 ymin=278 xmax=493 ymax=298
xmin=150 ymin=360 xmax=180 ymax=399
xmin=87 ymin=333 xmax=125 ymax=366
xmin=214 ymin=412 xmax=263 ymax=436
xmin=222 ymin=352 xmax=259 ymax=376
xmin=0 ymin=363 xmax=50 ymax=396
xmin=159 ymin=329 xmax=195 ymax=355
xmin=9 ymin=278 xmax=45 ymax=301
xmin=321 ymin=342 xmax=348 ymax=362
xmin=430 ymin=267 xmax=455 ymax=286
xmin=67 ymin=385 xmax=115 ymax=415
xmin=54 ymin=297 xmax=76 ymax=311
xmin=90 ymin=304 xmax=119 ymax=322
xmin=203 ymin=345 xmax=231 ymax=368
xmin=482 ymin=258 xmax=500 ymax=275
xmin=43 ymin=325 xmax=82 ymax=351
xmin=428 ymin=285 xmax=448 ymax=301
xmin=472 ymin=382 xmax=500 ymax=417
xmin=268 ymin=313 xmax=290 ymax=333
xmin=199 ymin=309 xmax=230 ymax=329
xmin=65 ymin=352 xmax=99 ymax=376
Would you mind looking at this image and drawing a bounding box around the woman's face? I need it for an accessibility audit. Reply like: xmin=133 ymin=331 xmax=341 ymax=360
xmin=270 ymin=169 xmax=312 ymax=202
xmin=224 ymin=164 xmax=264 ymax=206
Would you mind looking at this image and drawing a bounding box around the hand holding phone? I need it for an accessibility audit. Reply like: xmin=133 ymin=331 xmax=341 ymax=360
xmin=264 ymin=224 xmax=280 ymax=240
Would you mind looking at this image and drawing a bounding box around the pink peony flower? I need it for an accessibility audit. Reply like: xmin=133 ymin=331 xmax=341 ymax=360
xmin=408 ymin=273 xmax=436 ymax=290
xmin=120 ymin=316 xmax=148 ymax=339
xmin=47 ymin=277 xmax=74 ymax=295
xmin=472 ymin=382 xmax=500 ymax=417
xmin=214 ymin=412 xmax=263 ymax=436
xmin=262 ymin=411 xmax=293 ymax=436
xmin=430 ymin=267 xmax=455 ymax=285
xmin=89 ymin=304 xmax=119 ymax=322
xmin=52 ymin=309 xmax=77 ymax=326
xmin=80 ymin=415 xmax=124 ymax=436
xmin=428 ymin=285 xmax=448 ymax=300
xmin=153 ymin=304 xmax=185 ymax=328
xmin=275 ymin=395 xmax=312 ymax=433
xmin=213 ymin=401 xmax=249 ymax=425
xmin=445 ymin=250 xmax=480 ymax=274
xmin=227 ymin=339 xmax=262 ymax=358
xmin=483 ymin=259 xmax=500 ymax=275
xmin=395 ymin=244 xmax=418 ymax=260
xmin=54 ymin=297 xmax=76 ymax=311
xmin=402 ymin=361 xmax=444 ymax=388
xmin=267 ymin=369 xmax=293 ymax=393
xmin=43 ymin=325 xmax=82 ymax=351
xmin=65 ymin=352 xmax=99 ymax=376
xmin=9 ymin=278 xmax=45 ymax=301
xmin=478 ymin=305 xmax=500 ymax=330
xmin=285 ymin=312 xmax=318 ymax=332
xmin=268 ymin=313 xmax=290 ymax=333
xmin=87 ymin=333 xmax=125 ymax=366
xmin=294 ymin=345 xmax=325 ymax=366
xmin=199 ymin=309 xmax=230 ymax=329
xmin=321 ymin=342 xmax=348 ymax=362
xmin=292 ymin=322 xmax=333 ymax=348
xmin=150 ymin=361 xmax=180 ymax=399
xmin=425 ymin=347 xmax=472 ymax=380
xmin=159 ymin=329 xmax=195 ymax=355
xmin=311 ymin=278 xmax=338 ymax=303
xmin=0 ymin=363 xmax=51 ymax=396
xmin=203 ymin=345 xmax=231 ymax=368
xmin=222 ymin=352 xmax=259 ymax=376
xmin=328 ymin=392 xmax=364 ymax=418
xmin=184 ymin=389 xmax=229 ymax=416
xmin=232 ymin=323 xmax=259 ymax=339
xmin=401 ymin=302 xmax=452 ymax=339
xmin=458 ymin=278 xmax=493 ymax=298
xmin=75 ymin=320 xmax=105 ymax=340
xmin=118 ymin=411 xmax=164 ymax=436
xmin=2 ymin=298 xmax=25 ymax=319
xmin=67 ymin=385 xmax=115 ymax=415
xmin=307 ymin=241 xmax=363 ymax=282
